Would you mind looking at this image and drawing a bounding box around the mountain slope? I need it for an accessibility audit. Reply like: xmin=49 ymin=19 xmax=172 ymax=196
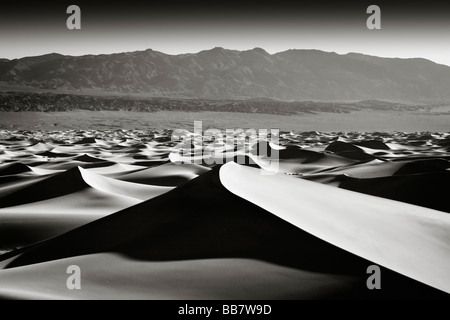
xmin=1 ymin=48 xmax=450 ymax=103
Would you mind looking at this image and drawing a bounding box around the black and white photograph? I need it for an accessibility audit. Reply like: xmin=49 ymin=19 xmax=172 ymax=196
xmin=0 ymin=1 xmax=449 ymax=302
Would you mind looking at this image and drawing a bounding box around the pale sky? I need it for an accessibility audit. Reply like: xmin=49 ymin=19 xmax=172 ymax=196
xmin=1 ymin=2 xmax=449 ymax=66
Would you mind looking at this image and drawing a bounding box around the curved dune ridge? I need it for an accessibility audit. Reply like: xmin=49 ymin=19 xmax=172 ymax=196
xmin=0 ymin=129 xmax=449 ymax=299
xmin=220 ymin=162 xmax=450 ymax=294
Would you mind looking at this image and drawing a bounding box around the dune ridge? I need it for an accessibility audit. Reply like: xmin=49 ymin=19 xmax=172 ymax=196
xmin=220 ymin=162 xmax=450 ymax=294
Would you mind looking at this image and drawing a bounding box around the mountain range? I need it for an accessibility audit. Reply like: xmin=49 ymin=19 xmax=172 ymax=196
xmin=1 ymin=47 xmax=450 ymax=103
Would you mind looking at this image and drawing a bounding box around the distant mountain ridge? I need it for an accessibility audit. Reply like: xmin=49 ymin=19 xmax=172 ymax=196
xmin=1 ymin=48 xmax=450 ymax=103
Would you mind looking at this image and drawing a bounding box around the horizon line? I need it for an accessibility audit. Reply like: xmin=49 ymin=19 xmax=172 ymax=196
xmin=2 ymin=47 xmax=449 ymax=68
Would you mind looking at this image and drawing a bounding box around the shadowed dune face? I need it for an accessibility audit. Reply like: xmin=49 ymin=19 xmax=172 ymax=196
xmin=0 ymin=129 xmax=449 ymax=299
xmin=2 ymin=167 xmax=371 ymax=274
xmin=339 ymin=172 xmax=450 ymax=213
xmin=0 ymin=130 xmax=210 ymax=251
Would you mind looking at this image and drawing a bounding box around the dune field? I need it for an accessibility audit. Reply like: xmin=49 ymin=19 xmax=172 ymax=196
xmin=0 ymin=128 xmax=449 ymax=299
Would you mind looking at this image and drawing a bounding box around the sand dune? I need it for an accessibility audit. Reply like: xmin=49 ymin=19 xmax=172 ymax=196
xmin=0 ymin=163 xmax=32 ymax=176
xmin=0 ymin=164 xmax=447 ymax=299
xmin=0 ymin=167 xmax=174 ymax=251
xmin=339 ymin=171 xmax=450 ymax=213
xmin=0 ymin=254 xmax=360 ymax=300
xmin=78 ymin=167 xmax=173 ymax=201
xmin=220 ymin=162 xmax=450 ymax=294
xmin=116 ymin=163 xmax=210 ymax=186
xmin=0 ymin=129 xmax=449 ymax=299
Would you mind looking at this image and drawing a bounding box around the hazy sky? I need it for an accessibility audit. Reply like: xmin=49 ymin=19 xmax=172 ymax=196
xmin=1 ymin=1 xmax=450 ymax=66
